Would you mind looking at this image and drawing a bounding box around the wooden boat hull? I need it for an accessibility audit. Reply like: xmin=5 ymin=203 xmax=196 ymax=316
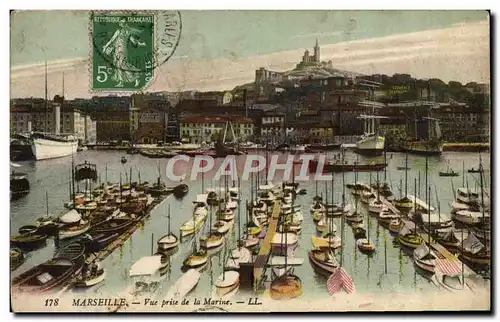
xmin=157 ymin=234 xmax=179 ymax=252
xmin=59 ymin=221 xmax=91 ymax=240
xmin=85 ymin=232 xmax=120 ymax=253
xmin=414 ymin=258 xmax=435 ymax=274
xmin=200 ymin=235 xmax=224 ymax=249
xmin=74 ymin=269 xmax=106 ymax=288
xmin=12 ymin=258 xmax=77 ymax=294
xmin=356 ymin=239 xmax=375 ymax=254
xmin=309 ymin=160 xmax=387 ymax=173
xmin=269 ymin=275 xmax=302 ymax=300
xmin=458 ymin=250 xmax=490 ymax=265
xmin=397 ymin=235 xmax=424 ymax=249
xmin=183 ymin=254 xmax=208 ymax=270
xmin=10 ymin=248 xmax=25 ymax=271
xmin=10 ymin=234 xmax=48 ymax=251
xmin=92 ymin=217 xmax=138 ymax=235
xmin=165 ymin=269 xmax=201 ymax=299
xmin=308 ymin=252 xmax=338 ymax=277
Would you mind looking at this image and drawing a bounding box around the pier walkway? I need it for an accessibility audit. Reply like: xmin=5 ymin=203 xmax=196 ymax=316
xmin=87 ymin=195 xmax=168 ymax=263
xmin=365 ymin=183 xmax=483 ymax=282
xmin=253 ymin=200 xmax=281 ymax=289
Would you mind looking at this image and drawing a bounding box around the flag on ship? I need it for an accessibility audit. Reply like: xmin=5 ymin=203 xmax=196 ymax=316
xmin=435 ymin=258 xmax=462 ymax=276
xmin=327 ymin=267 xmax=355 ymax=295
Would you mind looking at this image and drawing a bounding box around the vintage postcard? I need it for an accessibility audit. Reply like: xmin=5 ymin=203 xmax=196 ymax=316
xmin=9 ymin=10 xmax=491 ymax=313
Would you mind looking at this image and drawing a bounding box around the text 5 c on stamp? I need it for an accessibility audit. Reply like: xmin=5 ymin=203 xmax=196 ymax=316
xmin=89 ymin=11 xmax=181 ymax=92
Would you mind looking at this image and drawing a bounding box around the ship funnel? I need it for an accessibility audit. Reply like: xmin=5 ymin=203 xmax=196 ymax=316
xmin=54 ymin=104 xmax=61 ymax=134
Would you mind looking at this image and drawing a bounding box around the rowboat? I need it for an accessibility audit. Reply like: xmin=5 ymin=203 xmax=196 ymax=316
xmin=157 ymin=234 xmax=179 ymax=252
xmin=311 ymin=235 xmax=341 ymax=250
xmin=180 ymin=215 xmax=207 ymax=238
xmin=345 ymin=211 xmax=363 ymax=224
xmin=396 ymin=225 xmax=424 ymax=249
xmin=12 ymin=258 xmax=77 ymax=294
xmin=452 ymin=210 xmax=484 ymax=225
xmin=368 ymin=199 xmax=388 ymax=214
xmin=200 ymin=233 xmax=225 ymax=249
xmin=356 ymin=238 xmax=375 ymax=254
xmin=82 ymin=232 xmax=119 ymax=252
xmin=226 ymin=247 xmax=252 ymax=270
xmin=378 ymin=211 xmax=400 ymax=225
xmin=74 ymin=268 xmax=106 ymax=288
xmin=58 ymin=220 xmax=90 ymax=240
xmin=458 ymin=233 xmax=490 ymax=265
xmin=10 ymin=234 xmax=48 ymax=251
xmin=212 ymin=271 xmax=240 ymax=299
xmin=269 ymin=274 xmax=302 ymax=300
xmin=308 ymin=248 xmax=340 ymax=277
xmin=413 ymin=243 xmax=436 ymax=274
xmin=10 ymin=248 xmax=25 ymax=271
xmin=213 ymin=220 xmax=232 ymax=235
xmin=183 ymin=250 xmax=208 ymax=270
xmin=432 ymin=271 xmax=471 ymax=292
xmin=164 ymin=269 xmax=201 ymax=300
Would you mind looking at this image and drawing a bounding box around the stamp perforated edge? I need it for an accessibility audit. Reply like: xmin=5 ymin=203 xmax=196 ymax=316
xmin=87 ymin=10 xmax=159 ymax=94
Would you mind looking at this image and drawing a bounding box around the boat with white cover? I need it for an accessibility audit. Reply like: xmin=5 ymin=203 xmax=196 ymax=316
xmin=164 ymin=269 xmax=201 ymax=300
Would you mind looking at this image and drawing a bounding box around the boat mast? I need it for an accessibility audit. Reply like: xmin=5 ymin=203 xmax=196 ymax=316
xmin=417 ymin=171 xmax=421 ymax=200
xmin=168 ymin=204 xmax=171 ymax=235
xmin=462 ymin=161 xmax=465 ymax=187
xmin=340 ymin=170 xmax=345 ymax=268
xmin=427 ymin=186 xmax=431 ymax=244
xmin=404 ymin=153 xmax=408 ymax=198
xmin=383 ymin=147 xmax=387 ymax=182
xmin=413 ymin=178 xmax=417 ymax=219
xmin=237 ymin=193 xmax=241 ymax=249
xmin=151 ymin=233 xmax=154 ymax=256
xmin=478 ymin=156 xmax=487 ymax=249
xmin=44 ymin=60 xmax=48 ymax=133
xmin=71 ymin=156 xmax=76 ymax=209
xmin=45 ymin=190 xmax=49 ymax=217
xmin=425 ymin=153 xmax=428 ymax=211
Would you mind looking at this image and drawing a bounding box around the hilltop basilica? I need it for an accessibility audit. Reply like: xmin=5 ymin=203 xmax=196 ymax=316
xmin=295 ymin=39 xmax=333 ymax=69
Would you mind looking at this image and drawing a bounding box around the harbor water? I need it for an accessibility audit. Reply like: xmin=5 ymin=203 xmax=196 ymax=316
xmin=10 ymin=150 xmax=490 ymax=302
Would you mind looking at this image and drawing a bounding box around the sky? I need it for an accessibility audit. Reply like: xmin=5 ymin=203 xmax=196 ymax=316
xmin=10 ymin=10 xmax=490 ymax=98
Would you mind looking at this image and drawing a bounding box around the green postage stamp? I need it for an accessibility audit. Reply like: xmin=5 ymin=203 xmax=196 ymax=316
xmin=90 ymin=13 xmax=155 ymax=91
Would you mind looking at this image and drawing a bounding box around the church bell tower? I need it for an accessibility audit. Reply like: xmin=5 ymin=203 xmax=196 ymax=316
xmin=314 ymin=38 xmax=320 ymax=63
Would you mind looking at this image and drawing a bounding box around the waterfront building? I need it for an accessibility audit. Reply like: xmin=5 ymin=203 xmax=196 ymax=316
xmin=430 ymin=102 xmax=490 ymax=142
xmin=10 ymin=98 xmax=97 ymax=144
xmin=179 ymin=116 xmax=254 ymax=144
xmin=91 ymin=97 xmax=132 ymax=143
xmin=130 ymin=94 xmax=172 ymax=144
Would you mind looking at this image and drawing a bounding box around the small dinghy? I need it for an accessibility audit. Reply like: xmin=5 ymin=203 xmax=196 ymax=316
xmin=10 ymin=247 xmax=25 ymax=271
xmin=11 ymin=234 xmax=48 ymax=251
xmin=183 ymin=250 xmax=208 ymax=271
xmin=269 ymin=274 xmax=302 ymax=300
xmin=413 ymin=243 xmax=436 ymax=274
xmin=164 ymin=269 xmax=201 ymax=300
xmin=74 ymin=263 xmax=106 ymax=288
xmin=200 ymin=232 xmax=225 ymax=249
xmin=213 ymin=220 xmax=232 ymax=235
xmin=157 ymin=234 xmax=179 ymax=252
xmin=356 ymin=238 xmax=375 ymax=254
xmin=226 ymin=247 xmax=253 ymax=270
xmin=213 ymin=271 xmax=240 ymax=299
